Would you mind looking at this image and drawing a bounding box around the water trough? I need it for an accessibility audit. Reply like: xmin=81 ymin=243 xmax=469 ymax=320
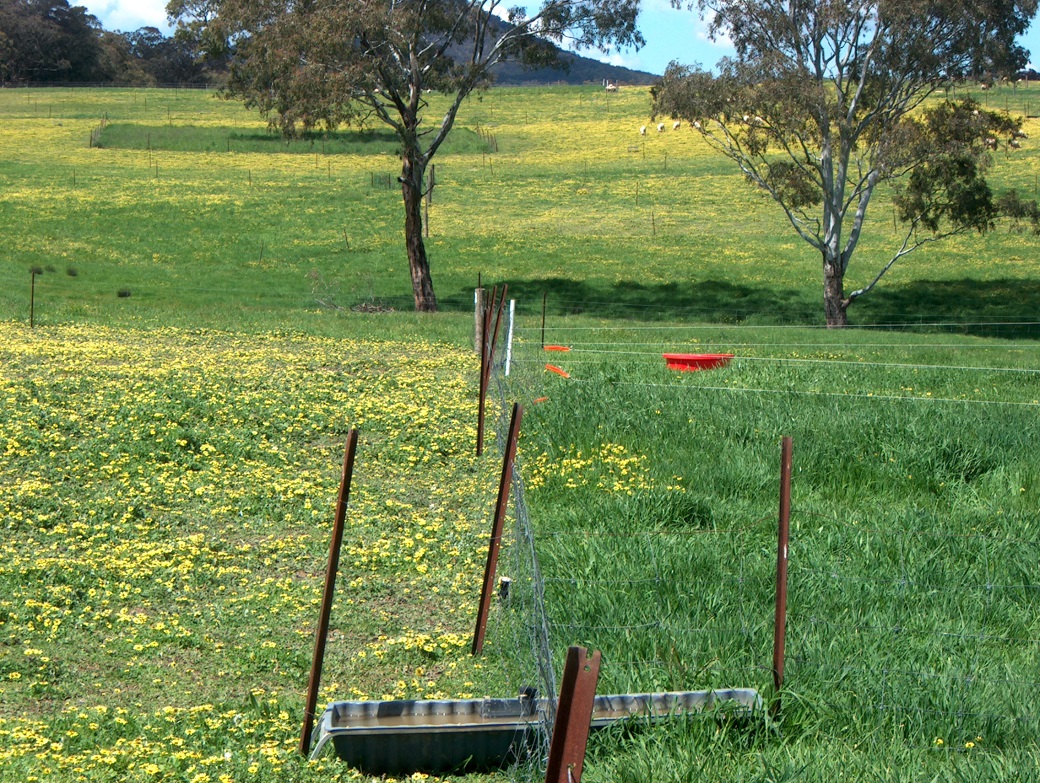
xmin=309 ymin=687 xmax=762 ymax=774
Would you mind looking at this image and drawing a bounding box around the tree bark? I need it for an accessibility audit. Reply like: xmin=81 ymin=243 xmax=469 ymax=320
xmin=401 ymin=150 xmax=437 ymax=312
xmin=823 ymin=253 xmax=848 ymax=328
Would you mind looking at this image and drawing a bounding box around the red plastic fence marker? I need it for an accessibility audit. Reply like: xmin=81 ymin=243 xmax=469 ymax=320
xmin=545 ymin=364 xmax=571 ymax=379
xmin=472 ymin=403 xmax=523 ymax=655
xmin=298 ymin=430 xmax=359 ymax=756
xmin=544 ymin=646 xmax=601 ymax=783
xmin=773 ymin=436 xmax=793 ymax=715
xmin=662 ymin=353 xmax=734 ymax=371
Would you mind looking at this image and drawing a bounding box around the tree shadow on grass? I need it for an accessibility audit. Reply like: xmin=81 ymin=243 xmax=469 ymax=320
xmin=443 ymin=277 xmax=817 ymax=324
xmin=854 ymin=278 xmax=1040 ymax=339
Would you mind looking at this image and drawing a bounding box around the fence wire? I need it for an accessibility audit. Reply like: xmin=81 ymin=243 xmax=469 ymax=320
xmin=483 ymin=309 xmax=1040 ymax=774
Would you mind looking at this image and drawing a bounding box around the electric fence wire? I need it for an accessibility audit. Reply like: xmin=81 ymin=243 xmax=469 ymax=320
xmin=489 ymin=313 xmax=1040 ymax=757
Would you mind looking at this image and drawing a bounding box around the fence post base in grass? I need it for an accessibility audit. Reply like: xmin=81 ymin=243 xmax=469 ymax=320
xmin=544 ymin=646 xmax=601 ymax=783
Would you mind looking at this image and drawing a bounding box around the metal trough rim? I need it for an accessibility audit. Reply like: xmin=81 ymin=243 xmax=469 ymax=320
xmin=309 ymin=687 xmax=762 ymax=762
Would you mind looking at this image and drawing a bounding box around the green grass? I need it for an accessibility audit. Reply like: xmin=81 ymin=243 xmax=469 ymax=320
xmin=2 ymin=83 xmax=1040 ymax=781
xmin=4 ymin=83 xmax=1040 ymax=332
xmin=505 ymin=325 xmax=1040 ymax=780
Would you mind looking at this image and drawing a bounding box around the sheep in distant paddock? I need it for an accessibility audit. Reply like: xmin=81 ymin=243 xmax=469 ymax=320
xmin=1010 ymin=137 xmax=1022 ymax=149
xmin=985 ymin=137 xmax=999 ymax=150
xmin=1013 ymin=129 xmax=1029 ymax=139
xmin=657 ymin=122 xmax=665 ymax=132
xmin=693 ymin=120 xmax=701 ymax=129
xmin=673 ymin=121 xmax=681 ymax=130
xmin=640 ymin=126 xmax=647 ymax=135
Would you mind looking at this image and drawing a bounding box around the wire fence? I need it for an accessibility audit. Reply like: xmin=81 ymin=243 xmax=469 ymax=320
xmin=482 ymin=304 xmax=1040 ymax=774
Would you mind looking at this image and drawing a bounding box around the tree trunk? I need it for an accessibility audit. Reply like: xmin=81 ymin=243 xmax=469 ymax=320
xmin=823 ymin=253 xmax=848 ymax=328
xmin=401 ymin=151 xmax=437 ymax=312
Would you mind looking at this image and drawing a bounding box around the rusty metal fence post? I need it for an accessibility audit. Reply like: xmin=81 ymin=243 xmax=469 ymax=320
xmin=298 ymin=430 xmax=359 ymax=756
xmin=545 ymin=646 xmax=601 ymax=783
xmin=472 ymin=402 xmax=523 ymax=655
xmin=772 ymin=436 xmax=793 ymax=714
xmin=477 ymin=285 xmax=507 ymax=457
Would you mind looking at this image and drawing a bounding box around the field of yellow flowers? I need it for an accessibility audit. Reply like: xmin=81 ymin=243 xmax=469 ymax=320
xmin=0 ymin=321 xmax=521 ymax=782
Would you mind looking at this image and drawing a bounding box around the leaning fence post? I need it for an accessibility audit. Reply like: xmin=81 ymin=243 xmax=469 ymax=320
xmin=772 ymin=436 xmax=793 ymax=715
xmin=477 ymin=285 xmax=507 ymax=457
xmin=472 ymin=402 xmax=523 ymax=655
xmin=299 ymin=430 xmax=359 ymax=756
xmin=544 ymin=646 xmax=601 ymax=783
xmin=476 ymin=285 xmax=496 ymax=456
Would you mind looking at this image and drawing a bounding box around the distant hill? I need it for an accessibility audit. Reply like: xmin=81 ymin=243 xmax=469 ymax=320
xmin=491 ymin=48 xmax=659 ymax=86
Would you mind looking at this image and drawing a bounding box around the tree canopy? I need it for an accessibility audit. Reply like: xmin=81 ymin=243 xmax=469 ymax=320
xmin=653 ymin=0 xmax=1039 ymax=326
xmin=168 ymin=0 xmax=644 ymax=311
xmin=0 ymin=0 xmax=105 ymax=83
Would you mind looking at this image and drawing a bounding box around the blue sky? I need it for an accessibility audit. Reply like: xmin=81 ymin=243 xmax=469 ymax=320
xmin=81 ymin=0 xmax=1040 ymax=77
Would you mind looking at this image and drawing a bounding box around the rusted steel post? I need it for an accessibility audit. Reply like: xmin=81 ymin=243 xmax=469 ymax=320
xmin=773 ymin=436 xmax=793 ymax=711
xmin=472 ymin=402 xmax=523 ymax=655
xmin=541 ymin=291 xmax=547 ymax=349
xmin=476 ymin=285 xmax=495 ymax=456
xmin=545 ymin=646 xmax=601 ymax=783
xmin=485 ymin=284 xmax=508 ymax=385
xmin=299 ymin=430 xmax=359 ymax=756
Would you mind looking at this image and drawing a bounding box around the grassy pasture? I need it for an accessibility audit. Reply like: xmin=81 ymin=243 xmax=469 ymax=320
xmin=1 ymin=83 xmax=1040 ymax=782
xmin=3 ymin=83 xmax=1040 ymax=330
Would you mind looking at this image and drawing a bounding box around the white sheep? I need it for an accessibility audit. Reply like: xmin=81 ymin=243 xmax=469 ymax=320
xmin=673 ymin=121 xmax=681 ymax=130
xmin=693 ymin=120 xmax=701 ymax=129
xmin=1010 ymin=137 xmax=1022 ymax=149
xmin=640 ymin=126 xmax=647 ymax=136
xmin=657 ymin=123 xmax=665 ymax=132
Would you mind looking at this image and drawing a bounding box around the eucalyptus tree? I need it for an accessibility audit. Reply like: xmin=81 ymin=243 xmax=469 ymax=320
xmin=653 ymin=0 xmax=1037 ymax=326
xmin=168 ymin=0 xmax=643 ymax=312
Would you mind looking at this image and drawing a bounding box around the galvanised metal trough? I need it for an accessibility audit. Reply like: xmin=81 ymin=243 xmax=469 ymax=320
xmin=309 ymin=687 xmax=762 ymax=774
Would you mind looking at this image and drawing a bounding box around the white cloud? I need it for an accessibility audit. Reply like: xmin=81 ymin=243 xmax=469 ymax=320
xmin=489 ymin=2 xmax=512 ymax=22
xmin=80 ymin=0 xmax=172 ymax=33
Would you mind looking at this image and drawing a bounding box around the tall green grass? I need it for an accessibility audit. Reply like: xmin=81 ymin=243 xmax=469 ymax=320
xmin=507 ymin=323 xmax=1040 ymax=779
